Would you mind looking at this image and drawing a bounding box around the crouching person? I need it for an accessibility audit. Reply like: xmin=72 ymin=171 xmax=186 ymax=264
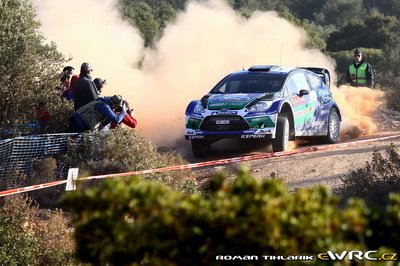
xmin=69 ymin=95 xmax=126 ymax=133
xmin=110 ymin=100 xmax=137 ymax=129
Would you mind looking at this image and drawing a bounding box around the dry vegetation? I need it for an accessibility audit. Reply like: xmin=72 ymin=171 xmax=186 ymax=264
xmin=1 ymin=129 xmax=399 ymax=265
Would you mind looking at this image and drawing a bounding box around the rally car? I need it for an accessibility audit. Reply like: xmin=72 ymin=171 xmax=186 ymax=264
xmin=185 ymin=65 xmax=341 ymax=158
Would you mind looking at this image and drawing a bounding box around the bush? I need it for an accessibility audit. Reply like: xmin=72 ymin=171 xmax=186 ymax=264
xmin=336 ymin=144 xmax=400 ymax=208
xmin=22 ymin=157 xmax=66 ymax=208
xmin=34 ymin=209 xmax=77 ymax=265
xmin=0 ymin=195 xmax=40 ymax=265
xmin=335 ymin=144 xmax=400 ymax=250
xmin=0 ymin=194 xmax=78 ymax=265
xmin=62 ymin=167 xmax=399 ymax=265
xmin=65 ymin=127 xmax=197 ymax=192
xmin=363 ymin=193 xmax=400 ymax=251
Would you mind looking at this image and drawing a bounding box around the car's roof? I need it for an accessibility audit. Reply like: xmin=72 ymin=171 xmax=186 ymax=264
xmin=230 ymin=65 xmax=302 ymax=76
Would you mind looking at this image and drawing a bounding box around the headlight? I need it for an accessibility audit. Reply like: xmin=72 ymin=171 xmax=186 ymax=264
xmin=246 ymin=101 xmax=269 ymax=112
xmin=194 ymin=102 xmax=205 ymax=113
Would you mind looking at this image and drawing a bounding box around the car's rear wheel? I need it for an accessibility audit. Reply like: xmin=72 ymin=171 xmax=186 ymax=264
xmin=323 ymin=109 xmax=340 ymax=143
xmin=191 ymin=139 xmax=209 ymax=158
xmin=272 ymin=114 xmax=289 ymax=152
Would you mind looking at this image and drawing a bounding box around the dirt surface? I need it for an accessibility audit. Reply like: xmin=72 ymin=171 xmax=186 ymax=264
xmin=178 ymin=128 xmax=400 ymax=190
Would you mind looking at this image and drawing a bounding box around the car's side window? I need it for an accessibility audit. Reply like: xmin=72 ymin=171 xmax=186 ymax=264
xmin=287 ymin=72 xmax=309 ymax=96
xmin=217 ymin=83 xmax=227 ymax=93
xmin=306 ymin=72 xmax=322 ymax=90
xmin=286 ymin=77 xmax=297 ymax=96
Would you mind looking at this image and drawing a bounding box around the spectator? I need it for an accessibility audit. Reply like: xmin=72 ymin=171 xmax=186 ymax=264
xmin=73 ymin=62 xmax=98 ymax=111
xmin=345 ymin=49 xmax=374 ymax=87
xmin=110 ymin=99 xmax=137 ymax=129
xmin=93 ymin=78 xmax=107 ymax=95
xmin=66 ymin=74 xmax=80 ymax=101
xmin=69 ymin=95 xmax=126 ymax=133
xmin=59 ymin=66 xmax=74 ymax=100
xmin=36 ymin=101 xmax=49 ymax=133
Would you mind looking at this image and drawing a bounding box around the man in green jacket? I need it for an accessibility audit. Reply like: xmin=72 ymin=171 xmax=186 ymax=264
xmin=345 ymin=49 xmax=374 ymax=87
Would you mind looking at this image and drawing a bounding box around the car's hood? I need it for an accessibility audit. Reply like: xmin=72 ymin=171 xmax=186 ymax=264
xmin=206 ymin=93 xmax=265 ymax=110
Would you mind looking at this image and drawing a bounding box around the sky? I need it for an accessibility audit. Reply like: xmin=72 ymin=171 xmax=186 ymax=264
xmin=32 ymin=0 xmax=383 ymax=149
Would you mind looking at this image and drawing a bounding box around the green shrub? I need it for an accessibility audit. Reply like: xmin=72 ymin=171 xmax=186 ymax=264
xmin=362 ymin=193 xmax=400 ymax=251
xmin=0 ymin=195 xmax=40 ymax=265
xmin=62 ymin=167 xmax=399 ymax=265
xmin=335 ymin=144 xmax=400 ymax=251
xmin=0 ymin=194 xmax=79 ymax=266
xmin=336 ymin=144 xmax=400 ymax=208
xmin=34 ymin=209 xmax=77 ymax=265
xmin=23 ymin=157 xmax=65 ymax=208
xmin=65 ymin=127 xmax=197 ymax=192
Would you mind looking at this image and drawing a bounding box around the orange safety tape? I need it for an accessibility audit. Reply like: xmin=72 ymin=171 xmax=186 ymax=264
xmin=1 ymin=133 xmax=400 ymax=197
xmin=0 ymin=180 xmax=67 ymax=197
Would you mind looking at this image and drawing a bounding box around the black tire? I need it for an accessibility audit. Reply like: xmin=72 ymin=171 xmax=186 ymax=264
xmin=272 ymin=115 xmax=290 ymax=152
xmin=323 ymin=109 xmax=340 ymax=143
xmin=191 ymin=139 xmax=209 ymax=158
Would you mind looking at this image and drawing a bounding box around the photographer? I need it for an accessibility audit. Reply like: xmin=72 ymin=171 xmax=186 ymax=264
xmin=111 ymin=99 xmax=137 ymax=129
xmin=69 ymin=95 xmax=126 ymax=133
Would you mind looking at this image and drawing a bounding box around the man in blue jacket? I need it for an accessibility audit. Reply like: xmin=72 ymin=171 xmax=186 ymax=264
xmin=69 ymin=95 xmax=127 ymax=133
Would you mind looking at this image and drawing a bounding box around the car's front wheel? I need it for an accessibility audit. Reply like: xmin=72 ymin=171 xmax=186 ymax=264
xmin=191 ymin=139 xmax=209 ymax=158
xmin=324 ymin=109 xmax=340 ymax=143
xmin=272 ymin=114 xmax=289 ymax=152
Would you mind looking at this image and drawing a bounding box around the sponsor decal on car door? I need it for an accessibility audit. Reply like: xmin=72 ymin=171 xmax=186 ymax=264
xmin=286 ymin=72 xmax=317 ymax=131
xmin=290 ymin=94 xmax=318 ymax=136
xmin=291 ymin=95 xmax=314 ymax=123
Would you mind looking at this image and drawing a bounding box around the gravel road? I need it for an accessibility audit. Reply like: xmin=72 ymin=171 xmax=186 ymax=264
xmin=179 ymin=130 xmax=400 ymax=190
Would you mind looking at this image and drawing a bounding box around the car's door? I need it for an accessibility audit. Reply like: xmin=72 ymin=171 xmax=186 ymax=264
xmin=286 ymin=71 xmax=317 ymax=135
xmin=305 ymin=71 xmax=333 ymax=134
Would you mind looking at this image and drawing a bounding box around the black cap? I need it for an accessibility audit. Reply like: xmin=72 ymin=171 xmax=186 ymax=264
xmin=63 ymin=66 xmax=74 ymax=73
xmin=354 ymin=49 xmax=362 ymax=55
xmin=93 ymin=78 xmax=106 ymax=89
xmin=110 ymin=95 xmax=123 ymax=106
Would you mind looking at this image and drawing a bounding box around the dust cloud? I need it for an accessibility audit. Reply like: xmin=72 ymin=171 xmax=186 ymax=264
xmin=33 ymin=0 xmax=381 ymax=149
xmin=333 ymin=85 xmax=384 ymax=139
xmin=32 ymin=0 xmax=143 ymax=92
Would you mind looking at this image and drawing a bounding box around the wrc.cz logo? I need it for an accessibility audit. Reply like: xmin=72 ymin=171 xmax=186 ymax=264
xmin=317 ymin=251 xmax=397 ymax=262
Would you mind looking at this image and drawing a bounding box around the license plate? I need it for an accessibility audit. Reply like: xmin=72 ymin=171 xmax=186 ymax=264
xmin=216 ymin=120 xmax=229 ymax=125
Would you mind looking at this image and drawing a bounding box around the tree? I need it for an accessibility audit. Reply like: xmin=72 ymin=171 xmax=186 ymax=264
xmin=227 ymin=0 xmax=285 ymax=15
xmin=118 ymin=1 xmax=160 ymax=47
xmin=391 ymin=0 xmax=400 ymax=17
xmin=118 ymin=0 xmax=184 ymax=47
xmin=285 ymin=0 xmax=325 ymax=21
xmin=0 ymin=0 xmax=70 ymax=133
xmin=314 ymin=0 xmax=364 ymax=28
xmin=363 ymin=0 xmax=393 ymax=13
xmin=326 ymin=13 xmax=400 ymax=51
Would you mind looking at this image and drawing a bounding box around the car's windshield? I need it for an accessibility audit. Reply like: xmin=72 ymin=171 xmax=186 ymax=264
xmin=210 ymin=73 xmax=285 ymax=94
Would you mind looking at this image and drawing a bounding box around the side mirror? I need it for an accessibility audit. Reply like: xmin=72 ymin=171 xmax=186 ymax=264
xmin=298 ymin=89 xmax=309 ymax=97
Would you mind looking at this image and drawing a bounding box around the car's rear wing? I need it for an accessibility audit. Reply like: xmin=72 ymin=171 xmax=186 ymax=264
xmin=300 ymin=67 xmax=331 ymax=89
